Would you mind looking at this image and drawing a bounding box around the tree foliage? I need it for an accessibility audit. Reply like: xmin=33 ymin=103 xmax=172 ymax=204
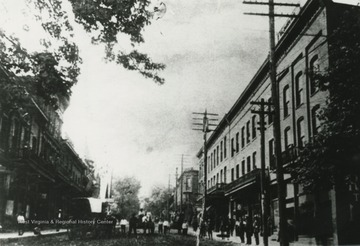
xmin=0 ymin=0 xmax=165 ymax=109
xmin=291 ymin=8 xmax=360 ymax=192
xmin=111 ymin=176 xmax=141 ymax=219
xmin=143 ymin=184 xmax=171 ymax=218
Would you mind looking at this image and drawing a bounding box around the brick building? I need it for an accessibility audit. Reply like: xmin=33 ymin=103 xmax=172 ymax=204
xmin=197 ymin=0 xmax=360 ymax=244
xmin=0 ymin=66 xmax=97 ymax=229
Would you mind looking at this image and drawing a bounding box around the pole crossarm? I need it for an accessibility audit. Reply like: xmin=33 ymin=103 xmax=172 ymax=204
xmin=251 ymin=110 xmax=274 ymax=115
xmin=250 ymin=101 xmax=273 ymax=106
xmin=243 ymin=1 xmax=300 ymax=7
xmin=244 ymin=12 xmax=299 ymax=18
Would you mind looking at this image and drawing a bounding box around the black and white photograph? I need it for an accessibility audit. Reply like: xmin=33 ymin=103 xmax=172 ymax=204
xmin=0 ymin=0 xmax=360 ymax=245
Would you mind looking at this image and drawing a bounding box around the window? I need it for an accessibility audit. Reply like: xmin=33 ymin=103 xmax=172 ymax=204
xmin=208 ymin=180 xmax=210 ymax=188
xmin=269 ymin=139 xmax=275 ymax=169
xmin=284 ymin=127 xmax=291 ymax=150
xmin=252 ymin=115 xmax=257 ymax=139
xmin=283 ymin=85 xmax=290 ymax=117
xmin=208 ymin=156 xmax=210 ymax=173
xmin=247 ymin=156 xmax=251 ymax=173
xmin=224 ymin=167 xmax=227 ymax=183
xmin=246 ymin=121 xmax=251 ymax=143
xmin=231 ymin=168 xmax=234 ymax=181
xmin=241 ymin=127 xmax=245 ymax=148
xmin=236 ymin=164 xmax=240 ymax=179
xmin=236 ymin=132 xmax=239 ymax=152
xmin=231 ymin=138 xmax=235 ymax=157
xmin=268 ymin=97 xmax=273 ymax=124
xmin=220 ymin=141 xmax=223 ymax=162
xmin=242 ymin=160 xmax=245 ymax=175
xmin=297 ymin=117 xmax=305 ymax=148
xmin=310 ymin=55 xmax=319 ymax=95
xmin=224 ymin=137 xmax=227 ymax=158
xmin=220 ymin=169 xmax=223 ymax=183
xmin=214 ymin=149 xmax=216 ymax=167
xmin=253 ymin=151 xmax=257 ymax=169
xmin=186 ymin=177 xmax=191 ymax=190
xmin=211 ymin=153 xmax=213 ymax=170
xmin=216 ymin=173 xmax=219 ymax=184
xmin=216 ymin=146 xmax=219 ymax=165
xmin=312 ymin=105 xmax=321 ymax=135
xmin=295 ymin=71 xmax=304 ymax=107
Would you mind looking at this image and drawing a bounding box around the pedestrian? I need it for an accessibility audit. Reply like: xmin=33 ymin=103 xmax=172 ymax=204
xmin=128 ymin=213 xmax=137 ymax=236
xmin=120 ymin=218 xmax=127 ymax=234
xmin=56 ymin=209 xmax=62 ymax=232
xmin=177 ymin=212 xmax=184 ymax=234
xmin=230 ymin=215 xmax=236 ymax=236
xmin=245 ymin=215 xmax=253 ymax=245
xmin=17 ymin=212 xmax=25 ymax=236
xmin=182 ymin=221 xmax=188 ymax=235
xmin=32 ymin=212 xmax=41 ymax=236
xmin=206 ymin=219 xmax=213 ymax=240
xmin=163 ymin=219 xmax=170 ymax=235
xmin=191 ymin=215 xmax=198 ymax=233
xmin=253 ymin=215 xmax=260 ymax=245
xmin=238 ymin=216 xmax=245 ymax=243
xmin=142 ymin=214 xmax=148 ymax=234
xmin=158 ymin=217 xmax=164 ymax=234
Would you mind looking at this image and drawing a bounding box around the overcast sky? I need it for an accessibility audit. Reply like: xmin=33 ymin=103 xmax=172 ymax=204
xmin=0 ymin=0 xmax=333 ymax=197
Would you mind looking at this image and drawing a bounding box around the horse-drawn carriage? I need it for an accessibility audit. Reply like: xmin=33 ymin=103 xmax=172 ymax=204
xmin=67 ymin=197 xmax=116 ymax=239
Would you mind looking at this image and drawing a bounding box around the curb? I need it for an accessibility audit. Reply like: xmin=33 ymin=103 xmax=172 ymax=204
xmin=0 ymin=231 xmax=67 ymax=244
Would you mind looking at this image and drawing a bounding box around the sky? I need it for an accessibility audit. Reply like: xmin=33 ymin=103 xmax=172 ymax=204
xmin=2 ymin=0 xmax=348 ymax=197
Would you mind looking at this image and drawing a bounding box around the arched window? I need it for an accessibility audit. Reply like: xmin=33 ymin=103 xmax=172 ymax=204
xmin=283 ymin=85 xmax=290 ymax=117
xmin=284 ymin=126 xmax=291 ymax=149
xmin=312 ymin=104 xmax=321 ymax=135
xmin=310 ymin=55 xmax=319 ymax=95
xmin=297 ymin=117 xmax=305 ymax=148
xmin=295 ymin=71 xmax=304 ymax=107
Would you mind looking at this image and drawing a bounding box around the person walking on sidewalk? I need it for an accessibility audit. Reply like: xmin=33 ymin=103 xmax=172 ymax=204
xmin=237 ymin=216 xmax=245 ymax=244
xmin=245 ymin=215 xmax=253 ymax=245
xmin=17 ymin=212 xmax=25 ymax=236
xmin=128 ymin=213 xmax=137 ymax=236
xmin=253 ymin=215 xmax=260 ymax=245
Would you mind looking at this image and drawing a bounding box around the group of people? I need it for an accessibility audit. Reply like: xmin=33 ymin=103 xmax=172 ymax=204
xmin=235 ymin=215 xmax=261 ymax=245
xmin=16 ymin=211 xmax=42 ymax=236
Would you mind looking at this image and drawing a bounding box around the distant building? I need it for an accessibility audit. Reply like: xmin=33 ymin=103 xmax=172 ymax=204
xmin=175 ymin=168 xmax=198 ymax=222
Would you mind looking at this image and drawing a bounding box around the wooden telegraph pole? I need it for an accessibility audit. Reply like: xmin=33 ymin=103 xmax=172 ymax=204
xmin=192 ymin=110 xmax=218 ymax=246
xmin=251 ymin=98 xmax=273 ymax=246
xmin=244 ymin=1 xmax=300 ymax=246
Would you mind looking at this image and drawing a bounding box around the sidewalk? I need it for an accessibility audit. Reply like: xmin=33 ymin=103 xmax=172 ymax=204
xmin=0 ymin=228 xmax=67 ymax=240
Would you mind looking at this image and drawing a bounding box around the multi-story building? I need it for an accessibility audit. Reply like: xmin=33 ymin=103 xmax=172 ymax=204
xmin=175 ymin=168 xmax=199 ymax=222
xmin=197 ymin=0 xmax=360 ymax=244
xmin=0 ymin=65 xmax=95 ymax=228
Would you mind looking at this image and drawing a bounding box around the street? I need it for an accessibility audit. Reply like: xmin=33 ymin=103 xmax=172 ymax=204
xmin=2 ymin=233 xmax=237 ymax=246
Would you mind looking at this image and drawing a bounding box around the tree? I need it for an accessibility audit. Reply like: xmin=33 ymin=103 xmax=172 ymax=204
xmin=143 ymin=184 xmax=172 ymax=218
xmin=291 ymin=8 xmax=360 ymax=193
xmin=0 ymin=0 xmax=165 ymax=109
xmin=111 ymin=176 xmax=141 ymax=219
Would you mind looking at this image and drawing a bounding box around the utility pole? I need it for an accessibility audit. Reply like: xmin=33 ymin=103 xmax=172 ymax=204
xmin=175 ymin=167 xmax=178 ymax=211
xmin=251 ymin=98 xmax=273 ymax=246
xmin=192 ymin=110 xmax=218 ymax=246
xmin=180 ymin=154 xmax=183 ymax=212
xmin=243 ymin=1 xmax=299 ymax=246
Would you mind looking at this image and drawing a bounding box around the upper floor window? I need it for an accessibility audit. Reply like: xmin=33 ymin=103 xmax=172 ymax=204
xmin=236 ymin=132 xmax=239 ymax=153
xmin=236 ymin=164 xmax=240 ymax=179
xmin=310 ymin=55 xmax=320 ymax=95
xmin=283 ymin=85 xmax=290 ymax=118
xmin=220 ymin=169 xmax=223 ymax=183
xmin=231 ymin=168 xmax=234 ymax=181
xmin=268 ymin=97 xmax=273 ymax=124
xmin=297 ymin=117 xmax=305 ymax=148
xmin=214 ymin=149 xmax=217 ymax=166
xmin=269 ymin=139 xmax=275 ymax=169
xmin=253 ymin=151 xmax=257 ymax=169
xmin=246 ymin=121 xmax=251 ymax=144
xmin=312 ymin=105 xmax=321 ymax=135
xmin=284 ymin=126 xmax=291 ymax=150
xmin=224 ymin=136 xmax=227 ymax=159
xmin=220 ymin=141 xmax=223 ymax=162
xmin=252 ymin=115 xmax=257 ymax=139
xmin=231 ymin=138 xmax=235 ymax=157
xmin=216 ymin=146 xmax=219 ymax=165
xmin=241 ymin=127 xmax=245 ymax=148
xmin=211 ymin=153 xmax=213 ymax=170
xmin=224 ymin=166 xmax=227 ymax=183
xmin=247 ymin=156 xmax=251 ymax=173
xmin=295 ymin=71 xmax=304 ymax=107
xmin=241 ymin=160 xmax=245 ymax=175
